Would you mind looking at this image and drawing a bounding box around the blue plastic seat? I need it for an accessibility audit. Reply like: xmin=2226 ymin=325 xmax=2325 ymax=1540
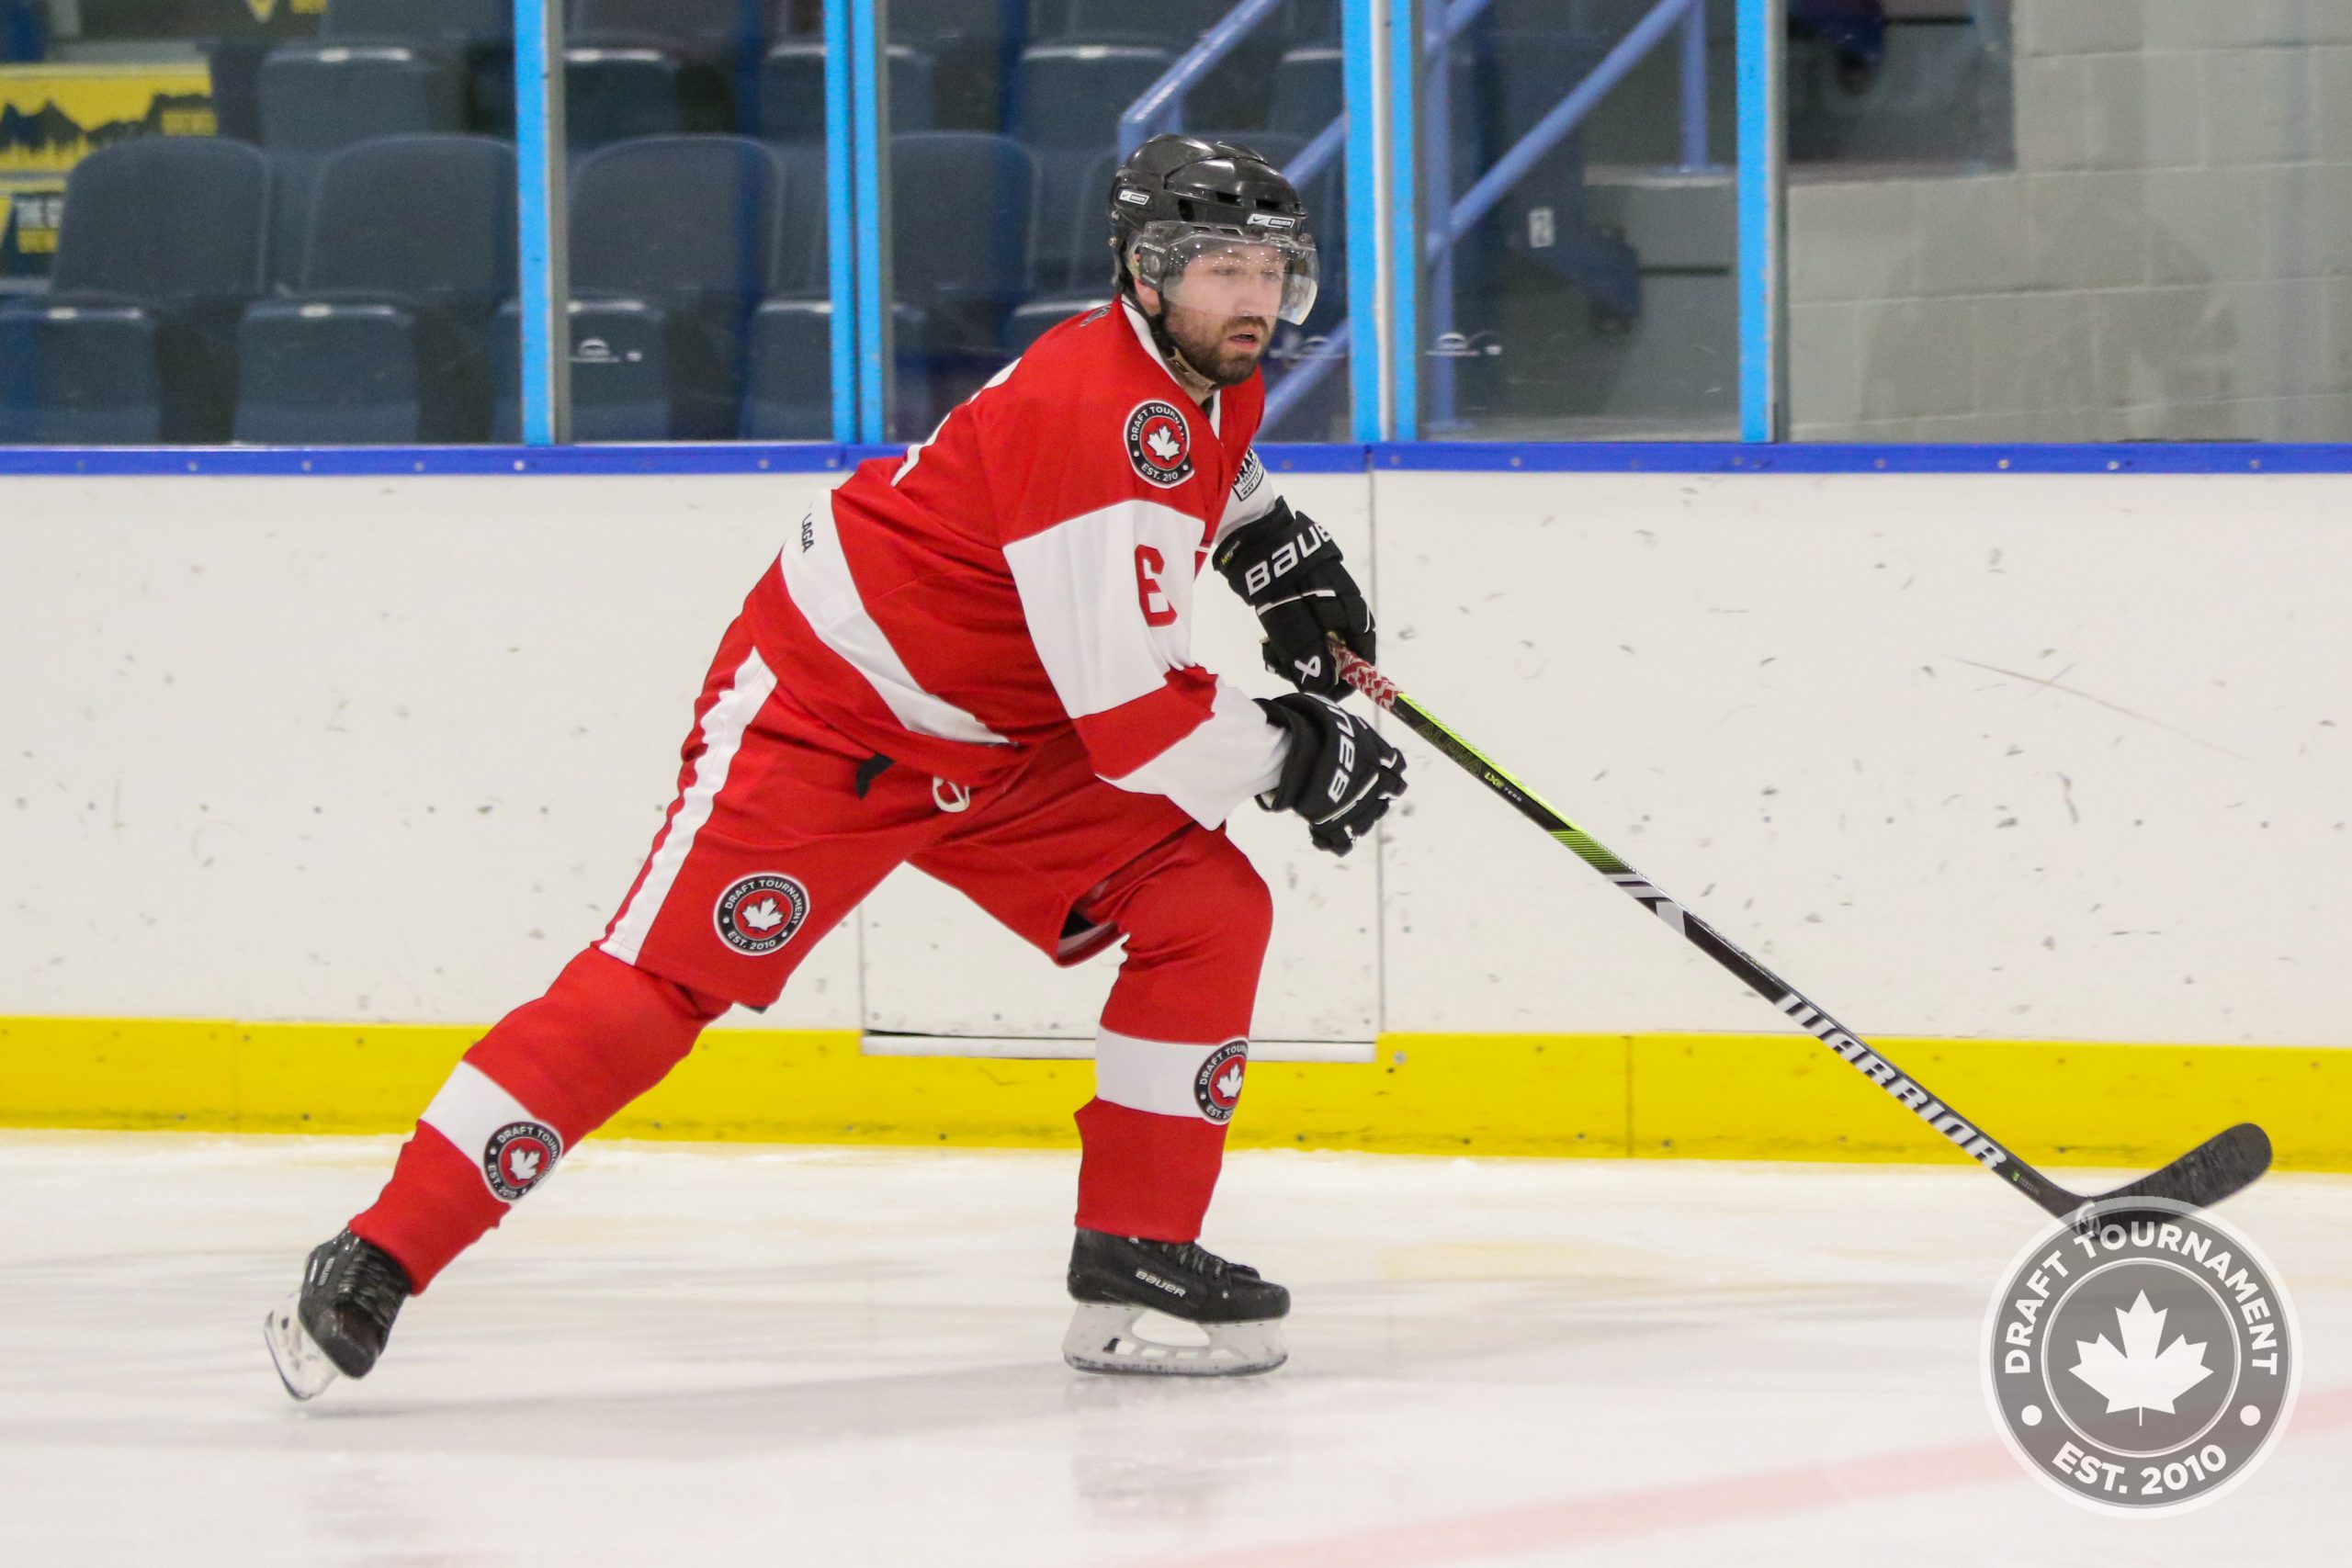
xmin=234 ymin=135 xmax=515 ymax=444
xmin=258 ymin=44 xmax=466 ymax=149
xmin=572 ymin=0 xmax=760 ymax=54
xmin=1009 ymin=43 xmax=1170 ymax=290
xmin=321 ymin=0 xmax=518 ymax=133
xmin=1058 ymin=0 xmax=1226 ymax=46
xmin=567 ymin=45 xmax=691 ymax=149
xmin=571 ymin=0 xmax=759 ymax=135
xmin=0 ymin=138 xmax=268 ymax=444
xmin=1267 ymin=43 xmax=1340 ymax=141
xmin=492 ymin=135 xmax=785 ymax=441
xmin=759 ymin=39 xmax=935 ymax=143
xmin=257 ymin=44 xmax=469 ymax=290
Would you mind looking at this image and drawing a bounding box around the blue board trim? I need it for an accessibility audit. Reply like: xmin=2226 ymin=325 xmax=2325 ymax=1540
xmin=8 ymin=444 xmax=2352 ymax=478
xmin=1369 ymin=442 xmax=2352 ymax=473
xmin=0 ymin=446 xmax=854 ymax=476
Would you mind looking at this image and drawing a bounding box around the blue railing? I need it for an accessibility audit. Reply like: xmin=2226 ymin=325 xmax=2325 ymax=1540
xmin=1116 ymin=0 xmax=1291 ymax=155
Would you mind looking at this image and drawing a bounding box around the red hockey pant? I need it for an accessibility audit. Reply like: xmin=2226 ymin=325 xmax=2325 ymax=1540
xmin=353 ymin=621 xmax=1273 ymax=1292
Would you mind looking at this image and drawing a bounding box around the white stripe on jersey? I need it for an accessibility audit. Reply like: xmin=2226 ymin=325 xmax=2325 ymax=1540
xmin=778 ymin=499 xmax=1010 ymax=746
xmin=1092 ymin=1026 xmax=1241 ymax=1122
xmin=1001 ymin=497 xmax=1205 ymax=718
xmin=601 ymin=646 xmax=777 ymax=966
xmin=1101 ymin=677 xmax=1286 ymax=828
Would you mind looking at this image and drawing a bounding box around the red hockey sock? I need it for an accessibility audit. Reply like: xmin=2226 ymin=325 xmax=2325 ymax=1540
xmin=1069 ymin=829 xmax=1272 ymax=1243
xmin=349 ymin=947 xmax=725 ymax=1292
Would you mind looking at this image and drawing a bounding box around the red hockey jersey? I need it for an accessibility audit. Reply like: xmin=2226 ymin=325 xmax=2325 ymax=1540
xmin=742 ymin=298 xmax=1290 ymax=827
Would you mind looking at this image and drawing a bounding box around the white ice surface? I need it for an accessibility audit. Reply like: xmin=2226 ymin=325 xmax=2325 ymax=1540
xmin=0 ymin=1132 xmax=2342 ymax=1566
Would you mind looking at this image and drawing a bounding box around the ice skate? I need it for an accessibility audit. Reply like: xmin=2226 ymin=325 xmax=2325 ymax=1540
xmin=264 ymin=1229 xmax=412 ymax=1401
xmin=1062 ymin=1228 xmax=1290 ymax=1376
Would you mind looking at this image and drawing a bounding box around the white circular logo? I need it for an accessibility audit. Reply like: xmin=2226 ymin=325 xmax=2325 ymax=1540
xmin=714 ymin=873 xmax=810 ymax=956
xmin=1984 ymin=1197 xmax=2298 ymax=1514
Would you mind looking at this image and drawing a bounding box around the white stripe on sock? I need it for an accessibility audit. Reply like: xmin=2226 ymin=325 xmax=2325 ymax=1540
xmin=419 ymin=1061 xmax=550 ymax=1199
xmin=1091 ymin=1027 xmax=1239 ymax=1122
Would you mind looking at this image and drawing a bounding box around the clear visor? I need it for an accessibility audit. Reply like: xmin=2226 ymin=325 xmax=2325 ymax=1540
xmin=1130 ymin=221 xmax=1319 ymax=327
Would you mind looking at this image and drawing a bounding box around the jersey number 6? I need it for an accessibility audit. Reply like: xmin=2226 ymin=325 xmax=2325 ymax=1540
xmin=1133 ymin=546 xmax=1178 ymax=627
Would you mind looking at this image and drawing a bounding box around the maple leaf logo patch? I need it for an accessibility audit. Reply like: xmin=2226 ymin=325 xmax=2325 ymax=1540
xmin=483 ymin=1121 xmax=562 ymax=1202
xmin=715 ymin=873 xmax=810 ymax=955
xmin=2070 ymin=1292 xmax=2212 ymax=1421
xmin=1193 ymin=1040 xmax=1248 ymax=1124
xmin=1124 ymin=400 xmax=1193 ymax=488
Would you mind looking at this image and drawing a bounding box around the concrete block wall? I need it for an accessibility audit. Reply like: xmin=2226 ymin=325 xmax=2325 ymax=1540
xmin=1789 ymin=1 xmax=2352 ymax=440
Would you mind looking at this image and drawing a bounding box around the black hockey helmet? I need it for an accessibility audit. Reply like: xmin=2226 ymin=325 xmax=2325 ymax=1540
xmin=1107 ymin=134 xmax=1318 ymax=325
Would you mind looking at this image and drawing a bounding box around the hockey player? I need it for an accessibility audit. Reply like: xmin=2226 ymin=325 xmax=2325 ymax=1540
xmin=266 ymin=135 xmax=1402 ymax=1394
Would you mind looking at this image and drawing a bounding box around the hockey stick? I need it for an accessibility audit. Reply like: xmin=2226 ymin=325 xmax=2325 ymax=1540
xmin=1334 ymin=647 xmax=2272 ymax=1223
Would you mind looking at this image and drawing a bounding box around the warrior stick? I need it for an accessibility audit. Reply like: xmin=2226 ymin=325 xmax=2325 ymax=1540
xmin=1334 ymin=647 xmax=2271 ymax=1222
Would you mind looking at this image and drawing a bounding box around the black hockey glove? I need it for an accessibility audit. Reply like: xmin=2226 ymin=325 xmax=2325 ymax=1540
xmin=1213 ymin=499 xmax=1374 ymax=699
xmin=1255 ymin=693 xmax=1407 ymax=856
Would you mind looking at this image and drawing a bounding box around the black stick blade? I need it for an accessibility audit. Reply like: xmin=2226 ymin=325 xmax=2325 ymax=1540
xmin=2076 ymin=1122 xmax=2273 ymax=1217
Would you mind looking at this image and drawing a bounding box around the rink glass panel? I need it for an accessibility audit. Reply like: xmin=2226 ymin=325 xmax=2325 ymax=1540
xmin=582 ymin=0 xmax=831 ymax=444
xmin=872 ymin=0 xmax=1358 ymax=445
xmin=0 ymin=0 xmax=526 ymax=446
xmin=1401 ymin=0 xmax=1741 ymax=443
xmin=1785 ymin=1 xmax=2352 ymax=444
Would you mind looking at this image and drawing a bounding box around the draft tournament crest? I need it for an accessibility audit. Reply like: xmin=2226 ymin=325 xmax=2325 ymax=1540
xmin=1125 ymin=400 xmax=1193 ymax=488
xmin=715 ymin=873 xmax=810 ymax=955
xmin=1983 ymin=1196 xmax=2297 ymax=1514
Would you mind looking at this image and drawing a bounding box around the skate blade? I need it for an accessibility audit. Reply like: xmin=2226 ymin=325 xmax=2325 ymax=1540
xmin=264 ymin=1289 xmax=340 ymax=1402
xmin=1061 ymin=1302 xmax=1287 ymax=1377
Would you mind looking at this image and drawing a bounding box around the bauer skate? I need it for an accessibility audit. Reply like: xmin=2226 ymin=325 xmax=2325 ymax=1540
xmin=265 ymin=1229 xmax=412 ymax=1401
xmin=1062 ymin=1228 xmax=1289 ymax=1376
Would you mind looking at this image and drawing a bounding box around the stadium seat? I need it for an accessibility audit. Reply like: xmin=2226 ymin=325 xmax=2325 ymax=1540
xmin=1057 ymin=0 xmax=1226 ymax=46
xmin=569 ymin=0 xmax=759 ymax=135
xmin=234 ymin=135 xmax=515 ymax=444
xmin=0 ymin=139 xmax=269 ymax=444
xmin=1008 ymin=43 xmax=1170 ymax=290
xmin=323 ymin=0 xmax=514 ymax=130
xmin=739 ymin=298 xmax=835 ymax=439
xmin=492 ymin=136 xmax=786 ymax=441
xmin=886 ymin=0 xmax=1032 ymax=131
xmin=566 ymin=46 xmax=692 ymax=150
xmin=758 ymin=39 xmax=936 ymax=144
xmin=1266 ymin=43 xmax=1340 ymax=141
xmin=257 ymin=44 xmax=468 ymax=289
xmin=258 ymin=45 xmax=466 ymax=149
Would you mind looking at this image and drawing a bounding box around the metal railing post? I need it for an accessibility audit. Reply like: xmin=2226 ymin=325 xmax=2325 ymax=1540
xmin=849 ymin=0 xmax=889 ymax=442
xmin=821 ymin=0 xmax=859 ymax=441
xmin=515 ymin=0 xmax=569 ymax=445
xmin=1736 ymin=0 xmax=1783 ymax=441
xmin=1679 ymin=0 xmax=1709 ymax=169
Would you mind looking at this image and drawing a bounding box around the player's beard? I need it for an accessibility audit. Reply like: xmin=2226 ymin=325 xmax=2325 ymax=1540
xmin=1159 ymin=302 xmax=1272 ymax=388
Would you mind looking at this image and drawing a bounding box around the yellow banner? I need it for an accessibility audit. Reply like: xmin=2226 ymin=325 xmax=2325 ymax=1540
xmin=0 ymin=64 xmax=217 ymax=177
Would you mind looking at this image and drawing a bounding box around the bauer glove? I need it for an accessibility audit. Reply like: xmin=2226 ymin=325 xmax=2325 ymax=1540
xmin=1213 ymin=500 xmax=1374 ymax=699
xmin=1255 ymin=693 xmax=1407 ymax=856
